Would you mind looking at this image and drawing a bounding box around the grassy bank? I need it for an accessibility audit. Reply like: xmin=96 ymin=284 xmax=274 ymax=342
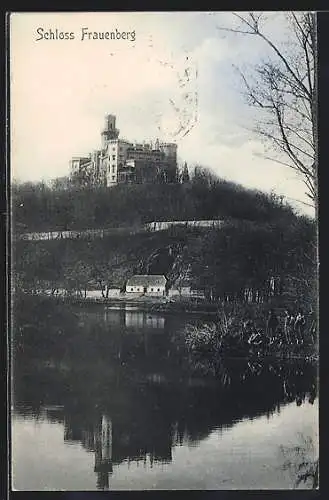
xmin=176 ymin=304 xmax=317 ymax=378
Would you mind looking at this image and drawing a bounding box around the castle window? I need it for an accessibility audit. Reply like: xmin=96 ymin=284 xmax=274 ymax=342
xmin=151 ymin=288 xmax=154 ymax=292
xmin=158 ymin=288 xmax=160 ymax=292
xmin=130 ymin=288 xmax=133 ymax=292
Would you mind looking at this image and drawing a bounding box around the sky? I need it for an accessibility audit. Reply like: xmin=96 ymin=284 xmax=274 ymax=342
xmin=10 ymin=12 xmax=313 ymax=216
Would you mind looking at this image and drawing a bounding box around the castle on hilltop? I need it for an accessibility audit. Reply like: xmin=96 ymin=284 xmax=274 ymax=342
xmin=70 ymin=114 xmax=178 ymax=187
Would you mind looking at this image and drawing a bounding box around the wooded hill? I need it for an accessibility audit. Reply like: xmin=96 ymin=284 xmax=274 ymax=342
xmin=12 ymin=168 xmax=316 ymax=306
xmin=12 ymin=169 xmax=316 ymax=300
xmin=13 ymin=168 xmax=296 ymax=233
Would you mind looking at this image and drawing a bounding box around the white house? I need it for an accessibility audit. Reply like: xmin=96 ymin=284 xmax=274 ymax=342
xmin=125 ymin=275 xmax=167 ymax=297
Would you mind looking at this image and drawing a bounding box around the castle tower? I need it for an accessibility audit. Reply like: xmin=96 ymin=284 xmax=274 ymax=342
xmin=101 ymin=114 xmax=120 ymax=148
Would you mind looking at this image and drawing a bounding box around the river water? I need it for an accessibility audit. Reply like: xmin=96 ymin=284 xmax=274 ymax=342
xmin=11 ymin=303 xmax=319 ymax=490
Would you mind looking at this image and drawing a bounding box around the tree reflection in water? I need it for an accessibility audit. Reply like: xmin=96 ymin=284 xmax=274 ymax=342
xmin=12 ymin=305 xmax=318 ymax=490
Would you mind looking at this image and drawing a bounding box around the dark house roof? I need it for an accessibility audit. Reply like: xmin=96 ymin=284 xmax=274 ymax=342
xmin=126 ymin=275 xmax=167 ymax=287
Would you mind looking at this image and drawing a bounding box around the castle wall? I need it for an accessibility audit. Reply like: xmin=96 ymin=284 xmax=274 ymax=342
xmin=70 ymin=115 xmax=178 ymax=187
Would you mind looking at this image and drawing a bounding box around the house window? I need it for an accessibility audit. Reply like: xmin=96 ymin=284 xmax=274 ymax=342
xmin=112 ymin=165 xmax=115 ymax=173
xmin=151 ymin=288 xmax=153 ymax=291
xmin=137 ymin=288 xmax=140 ymax=292
xmin=157 ymin=288 xmax=160 ymax=292
xmin=112 ymin=155 xmax=116 ymax=160
xmin=113 ymin=147 xmax=116 ymax=151
xmin=112 ymin=176 xmax=115 ymax=181
xmin=130 ymin=288 xmax=133 ymax=292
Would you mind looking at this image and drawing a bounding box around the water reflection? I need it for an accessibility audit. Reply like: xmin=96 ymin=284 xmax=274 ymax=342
xmin=82 ymin=308 xmax=167 ymax=332
xmin=63 ymin=411 xmax=172 ymax=490
xmin=124 ymin=311 xmax=165 ymax=330
xmin=12 ymin=305 xmax=318 ymax=490
xmin=13 ymin=358 xmax=317 ymax=490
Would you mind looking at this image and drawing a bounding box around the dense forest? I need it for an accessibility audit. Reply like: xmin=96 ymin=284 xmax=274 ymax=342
xmin=15 ymin=221 xmax=315 ymax=301
xmin=12 ymin=167 xmax=297 ymax=232
xmin=12 ymin=166 xmax=316 ymax=308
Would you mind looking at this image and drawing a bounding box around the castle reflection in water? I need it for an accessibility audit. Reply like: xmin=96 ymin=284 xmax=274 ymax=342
xmin=64 ymin=412 xmax=177 ymax=490
xmin=65 ymin=414 xmax=114 ymax=491
xmin=34 ymin=356 xmax=316 ymax=490
xmin=13 ymin=306 xmax=318 ymax=491
xmin=38 ymin=406 xmax=177 ymax=490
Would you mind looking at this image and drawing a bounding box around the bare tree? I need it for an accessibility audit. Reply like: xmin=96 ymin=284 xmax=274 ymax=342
xmin=219 ymin=12 xmax=317 ymax=207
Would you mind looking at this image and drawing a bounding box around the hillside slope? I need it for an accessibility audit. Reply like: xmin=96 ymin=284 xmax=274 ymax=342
xmin=13 ymin=172 xmax=296 ymax=233
xmin=12 ymin=170 xmax=316 ymax=305
xmin=14 ymin=217 xmax=316 ymax=305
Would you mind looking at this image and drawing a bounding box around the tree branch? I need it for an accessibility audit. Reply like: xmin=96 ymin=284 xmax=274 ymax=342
xmin=230 ymin=12 xmax=312 ymax=100
xmin=220 ymin=12 xmax=317 ymax=205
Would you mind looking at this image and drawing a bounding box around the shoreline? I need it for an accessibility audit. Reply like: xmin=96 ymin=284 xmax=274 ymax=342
xmin=19 ymin=292 xmax=221 ymax=315
xmin=15 ymin=293 xmax=318 ymax=361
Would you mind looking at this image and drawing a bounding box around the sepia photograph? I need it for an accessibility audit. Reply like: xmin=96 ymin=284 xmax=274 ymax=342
xmin=10 ymin=11 xmax=318 ymax=491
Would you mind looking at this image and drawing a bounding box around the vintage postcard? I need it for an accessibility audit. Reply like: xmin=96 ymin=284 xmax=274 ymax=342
xmin=10 ymin=11 xmax=318 ymax=491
